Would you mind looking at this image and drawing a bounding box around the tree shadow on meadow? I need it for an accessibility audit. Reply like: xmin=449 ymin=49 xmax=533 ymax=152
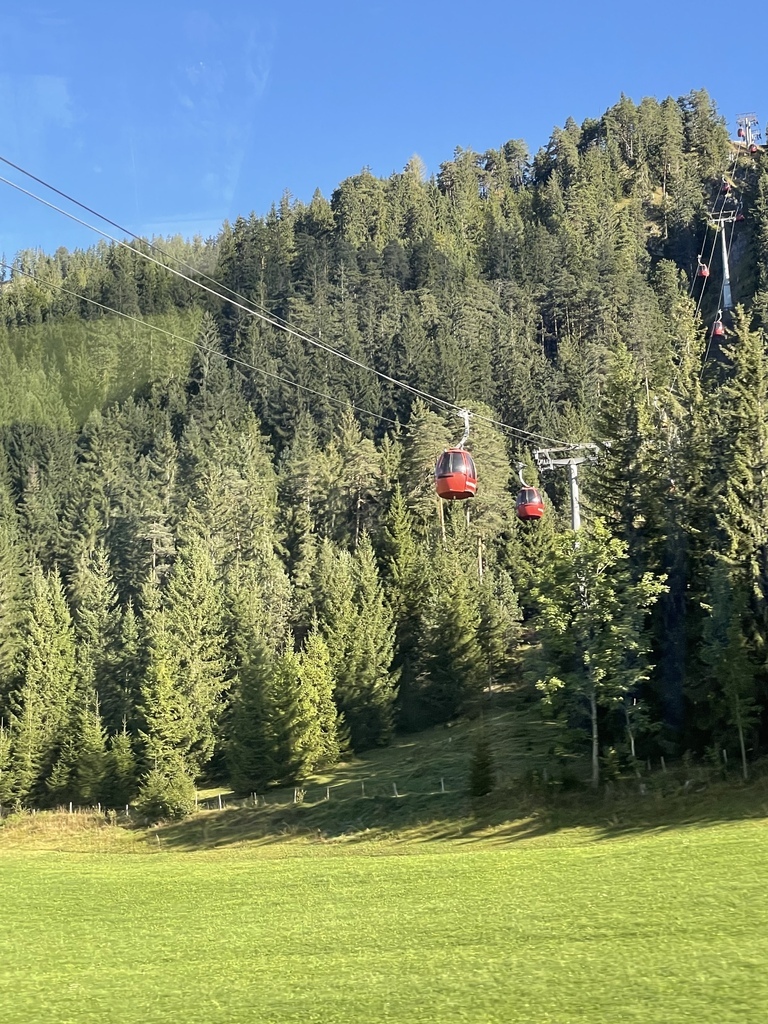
xmin=151 ymin=767 xmax=768 ymax=853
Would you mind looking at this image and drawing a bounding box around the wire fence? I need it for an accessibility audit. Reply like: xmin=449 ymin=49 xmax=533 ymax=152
xmin=0 ymin=752 xmax=750 ymax=822
xmin=195 ymin=774 xmax=462 ymax=812
xmin=0 ymin=774 xmax=464 ymax=821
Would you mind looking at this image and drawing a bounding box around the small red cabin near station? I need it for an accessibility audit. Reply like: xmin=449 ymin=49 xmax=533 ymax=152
xmin=515 ymin=486 xmax=545 ymax=521
xmin=435 ymin=449 xmax=477 ymax=500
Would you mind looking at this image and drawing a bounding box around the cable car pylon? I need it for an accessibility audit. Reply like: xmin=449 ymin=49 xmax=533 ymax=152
xmin=736 ymin=113 xmax=761 ymax=152
xmin=534 ymin=445 xmax=600 ymax=531
xmin=708 ymin=211 xmax=737 ymax=312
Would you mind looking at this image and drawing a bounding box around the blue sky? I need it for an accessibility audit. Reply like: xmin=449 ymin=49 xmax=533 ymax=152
xmin=1 ymin=0 xmax=765 ymax=257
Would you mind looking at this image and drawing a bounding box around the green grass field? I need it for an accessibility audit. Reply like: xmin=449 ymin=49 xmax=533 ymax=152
xmin=2 ymin=816 xmax=767 ymax=1023
xmin=3 ymin=705 xmax=768 ymax=1023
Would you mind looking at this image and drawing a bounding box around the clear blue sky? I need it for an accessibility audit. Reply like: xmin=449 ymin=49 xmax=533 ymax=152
xmin=1 ymin=0 xmax=765 ymax=257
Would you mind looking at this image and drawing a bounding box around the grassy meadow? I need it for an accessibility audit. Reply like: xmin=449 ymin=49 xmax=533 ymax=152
xmin=2 ymin=708 xmax=768 ymax=1023
xmin=1 ymin=815 xmax=768 ymax=1022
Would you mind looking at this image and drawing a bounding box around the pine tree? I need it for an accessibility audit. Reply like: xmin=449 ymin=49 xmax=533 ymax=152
xmin=0 ymin=718 xmax=14 ymax=806
xmin=469 ymin=731 xmax=495 ymax=798
xmin=313 ymin=536 xmax=396 ymax=750
xmin=102 ymin=727 xmax=138 ymax=807
xmin=700 ymin=564 xmax=758 ymax=779
xmin=69 ymin=544 xmax=123 ymax=732
xmin=533 ymin=519 xmax=666 ymax=785
xmin=384 ymin=486 xmax=432 ymax=730
xmin=294 ymin=628 xmax=341 ymax=774
xmin=421 ymin=545 xmax=485 ymax=725
xmin=153 ymin=530 xmax=229 ymax=775
xmin=10 ymin=565 xmax=77 ymax=804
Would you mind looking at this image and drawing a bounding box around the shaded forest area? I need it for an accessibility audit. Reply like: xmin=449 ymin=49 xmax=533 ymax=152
xmin=1 ymin=89 xmax=767 ymax=817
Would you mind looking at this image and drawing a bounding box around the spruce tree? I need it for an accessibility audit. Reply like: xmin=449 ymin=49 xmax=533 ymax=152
xmin=294 ymin=628 xmax=341 ymax=774
xmin=226 ymin=644 xmax=298 ymax=794
xmin=71 ymin=690 xmax=108 ymax=805
xmin=10 ymin=565 xmax=77 ymax=804
xmin=154 ymin=530 xmax=229 ymax=775
xmin=0 ymin=718 xmax=13 ymax=806
xmin=469 ymin=731 xmax=495 ymax=798
xmin=0 ymin=471 xmax=25 ymax=717
xmin=533 ymin=519 xmax=666 ymax=785
xmin=313 ymin=536 xmax=396 ymax=750
xmin=477 ymin=568 xmax=522 ymax=694
xmin=384 ymin=486 xmax=432 ymax=730
xmin=421 ymin=545 xmax=485 ymax=725
xmin=102 ymin=727 xmax=138 ymax=808
xmin=69 ymin=544 xmax=122 ymax=732
xmin=700 ymin=563 xmax=758 ymax=779
xmin=349 ymin=534 xmax=397 ymax=748
xmin=398 ymin=400 xmax=451 ymax=539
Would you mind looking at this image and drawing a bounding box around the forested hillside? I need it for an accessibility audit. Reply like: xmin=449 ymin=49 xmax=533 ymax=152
xmin=1 ymin=89 xmax=766 ymax=816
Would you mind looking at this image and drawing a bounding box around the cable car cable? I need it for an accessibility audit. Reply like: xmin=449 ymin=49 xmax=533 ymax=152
xmin=691 ymin=151 xmax=745 ymax=312
xmin=0 ymin=260 xmax=400 ymax=429
xmin=693 ymin=148 xmax=750 ymax=323
xmin=693 ymin=177 xmax=734 ymax=313
xmin=700 ymin=214 xmax=739 ymax=368
xmin=0 ymin=164 xmax=575 ymax=450
xmin=0 ymin=153 xmax=337 ymax=352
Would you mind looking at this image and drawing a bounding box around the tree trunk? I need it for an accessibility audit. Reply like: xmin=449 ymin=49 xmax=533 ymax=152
xmin=624 ymin=701 xmax=636 ymax=760
xmin=735 ymin=701 xmax=748 ymax=781
xmin=589 ymin=687 xmax=599 ymax=788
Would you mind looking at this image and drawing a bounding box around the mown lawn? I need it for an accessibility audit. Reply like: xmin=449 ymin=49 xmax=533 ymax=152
xmin=1 ymin=819 xmax=767 ymax=1023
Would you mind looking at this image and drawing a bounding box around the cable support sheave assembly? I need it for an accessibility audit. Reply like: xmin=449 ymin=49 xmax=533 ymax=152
xmin=691 ymin=137 xmax=753 ymax=323
xmin=0 ymin=157 xmax=575 ymax=452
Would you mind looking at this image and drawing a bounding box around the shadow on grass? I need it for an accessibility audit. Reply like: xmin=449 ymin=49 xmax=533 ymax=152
xmin=152 ymin=770 xmax=768 ymax=853
xmin=149 ymin=699 xmax=768 ymax=852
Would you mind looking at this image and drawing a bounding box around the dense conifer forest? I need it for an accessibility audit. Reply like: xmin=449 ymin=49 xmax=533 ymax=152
xmin=0 ymin=89 xmax=766 ymax=816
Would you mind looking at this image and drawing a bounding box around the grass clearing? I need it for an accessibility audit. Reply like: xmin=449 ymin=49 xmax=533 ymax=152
xmin=3 ymin=704 xmax=768 ymax=1022
xmin=1 ymin=818 xmax=767 ymax=1023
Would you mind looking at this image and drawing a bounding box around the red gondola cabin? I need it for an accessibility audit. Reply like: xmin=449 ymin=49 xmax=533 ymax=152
xmin=712 ymin=320 xmax=725 ymax=338
xmin=697 ymin=263 xmax=710 ymax=278
xmin=435 ymin=449 xmax=477 ymax=500
xmin=516 ymin=487 xmax=545 ymax=521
